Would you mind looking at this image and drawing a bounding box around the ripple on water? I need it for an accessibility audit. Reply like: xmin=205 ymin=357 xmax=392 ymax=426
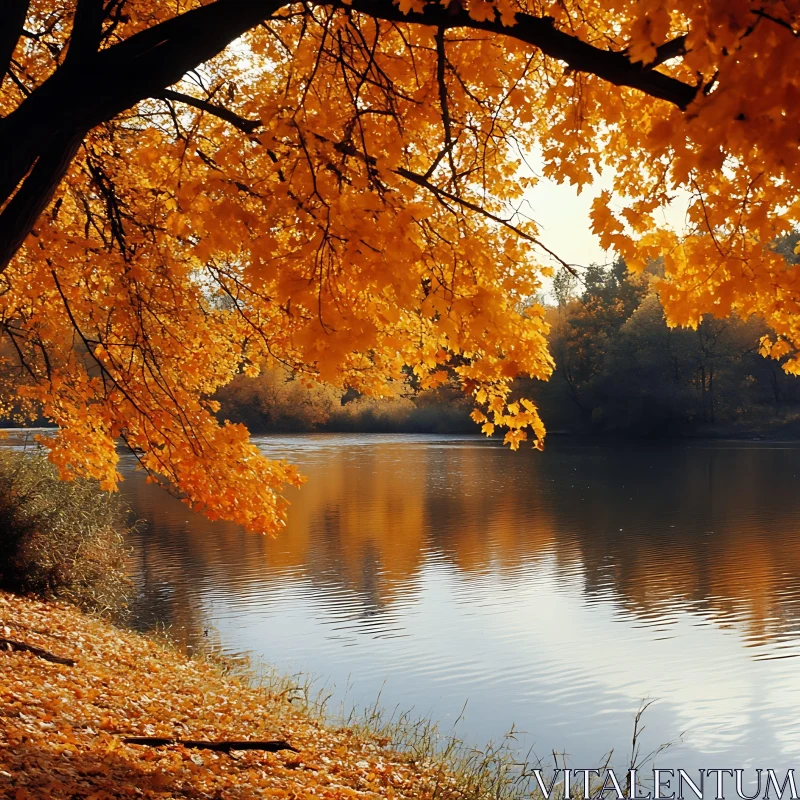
xmin=6 ymin=431 xmax=800 ymax=768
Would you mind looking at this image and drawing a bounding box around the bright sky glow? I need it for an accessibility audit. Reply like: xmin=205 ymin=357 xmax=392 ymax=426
xmin=521 ymin=167 xmax=692 ymax=276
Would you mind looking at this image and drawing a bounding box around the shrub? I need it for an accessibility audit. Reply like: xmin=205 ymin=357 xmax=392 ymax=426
xmin=0 ymin=447 xmax=132 ymax=615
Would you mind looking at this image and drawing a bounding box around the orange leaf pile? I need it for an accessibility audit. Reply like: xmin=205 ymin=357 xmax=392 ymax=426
xmin=0 ymin=592 xmax=459 ymax=799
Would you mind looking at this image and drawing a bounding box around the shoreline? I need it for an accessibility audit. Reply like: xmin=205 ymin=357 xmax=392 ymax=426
xmin=0 ymin=591 xmax=468 ymax=799
xmin=6 ymin=424 xmax=800 ymax=444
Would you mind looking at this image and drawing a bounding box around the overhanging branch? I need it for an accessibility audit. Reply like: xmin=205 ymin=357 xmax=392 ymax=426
xmin=65 ymin=0 xmax=105 ymax=67
xmin=322 ymin=0 xmax=698 ymax=109
xmin=154 ymin=89 xmax=262 ymax=134
xmin=0 ymin=0 xmax=702 ymax=275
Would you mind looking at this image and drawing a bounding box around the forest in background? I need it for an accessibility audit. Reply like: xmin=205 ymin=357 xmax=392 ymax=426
xmin=12 ymin=248 xmax=800 ymax=440
xmin=217 ymin=236 xmax=800 ymax=440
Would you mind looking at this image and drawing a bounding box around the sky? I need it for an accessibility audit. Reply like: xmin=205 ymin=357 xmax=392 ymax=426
xmin=521 ymin=166 xmax=691 ymax=282
xmin=524 ymin=174 xmax=615 ymax=271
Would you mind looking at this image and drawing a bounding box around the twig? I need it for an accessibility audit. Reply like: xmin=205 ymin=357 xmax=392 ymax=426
xmin=0 ymin=636 xmax=76 ymax=666
xmin=123 ymin=737 xmax=299 ymax=753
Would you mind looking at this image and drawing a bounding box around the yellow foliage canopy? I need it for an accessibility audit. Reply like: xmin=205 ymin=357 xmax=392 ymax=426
xmin=1 ymin=0 xmax=799 ymax=530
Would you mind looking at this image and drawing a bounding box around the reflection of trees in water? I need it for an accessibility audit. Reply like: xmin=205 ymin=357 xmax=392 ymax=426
xmin=125 ymin=517 xmax=215 ymax=653
xmin=120 ymin=440 xmax=800 ymax=649
xmin=544 ymin=445 xmax=800 ymax=646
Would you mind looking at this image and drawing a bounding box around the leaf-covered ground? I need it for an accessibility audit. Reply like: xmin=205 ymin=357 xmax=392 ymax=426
xmin=0 ymin=591 xmax=449 ymax=799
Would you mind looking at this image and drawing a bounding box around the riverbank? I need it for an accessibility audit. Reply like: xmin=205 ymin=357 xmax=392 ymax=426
xmin=0 ymin=591 xmax=465 ymax=799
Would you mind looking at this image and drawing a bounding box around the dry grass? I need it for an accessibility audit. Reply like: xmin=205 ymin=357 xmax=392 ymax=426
xmin=0 ymin=448 xmax=133 ymax=615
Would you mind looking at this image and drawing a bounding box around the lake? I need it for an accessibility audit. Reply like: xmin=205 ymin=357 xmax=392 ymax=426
xmin=15 ymin=432 xmax=800 ymax=774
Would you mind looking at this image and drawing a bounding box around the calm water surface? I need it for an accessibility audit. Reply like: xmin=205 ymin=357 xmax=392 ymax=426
xmin=25 ymin=433 xmax=800 ymax=771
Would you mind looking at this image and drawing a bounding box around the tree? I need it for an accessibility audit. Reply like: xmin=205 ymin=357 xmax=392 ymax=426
xmin=526 ymin=266 xmax=800 ymax=435
xmin=552 ymin=269 xmax=578 ymax=313
xmin=2 ymin=1 xmax=800 ymax=531
xmin=612 ymin=296 xmax=773 ymax=428
xmin=215 ymin=365 xmax=340 ymax=432
xmin=547 ymin=259 xmax=647 ymax=416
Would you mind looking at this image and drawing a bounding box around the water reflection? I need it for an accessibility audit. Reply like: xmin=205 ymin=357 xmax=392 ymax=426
xmin=10 ymin=432 xmax=800 ymax=770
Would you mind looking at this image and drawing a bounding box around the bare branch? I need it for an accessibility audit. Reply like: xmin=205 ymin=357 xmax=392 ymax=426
xmin=154 ymin=89 xmax=262 ymax=133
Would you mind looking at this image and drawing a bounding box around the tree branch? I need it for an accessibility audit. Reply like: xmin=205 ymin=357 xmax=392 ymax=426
xmin=0 ymin=0 xmax=701 ymax=274
xmin=0 ymin=636 xmax=76 ymax=666
xmin=0 ymin=133 xmax=83 ymax=270
xmin=123 ymin=738 xmax=298 ymax=753
xmin=310 ymin=130 xmax=580 ymax=273
xmin=154 ymin=89 xmax=262 ymax=133
xmin=0 ymin=0 xmax=284 ymax=271
xmin=0 ymin=0 xmax=31 ymax=89
xmin=649 ymin=35 xmax=688 ymax=68
xmin=65 ymin=0 xmax=106 ymax=67
xmin=324 ymin=0 xmax=698 ymax=109
xmin=435 ymin=26 xmax=459 ymax=190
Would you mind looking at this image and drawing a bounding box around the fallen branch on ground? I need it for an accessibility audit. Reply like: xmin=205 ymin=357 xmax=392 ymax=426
xmin=122 ymin=737 xmax=299 ymax=753
xmin=0 ymin=636 xmax=75 ymax=666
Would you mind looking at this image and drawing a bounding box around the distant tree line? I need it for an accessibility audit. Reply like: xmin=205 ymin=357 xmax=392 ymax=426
xmin=218 ymin=244 xmax=800 ymax=439
xmin=522 ymin=245 xmax=800 ymax=437
xmin=215 ymin=368 xmax=475 ymax=435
